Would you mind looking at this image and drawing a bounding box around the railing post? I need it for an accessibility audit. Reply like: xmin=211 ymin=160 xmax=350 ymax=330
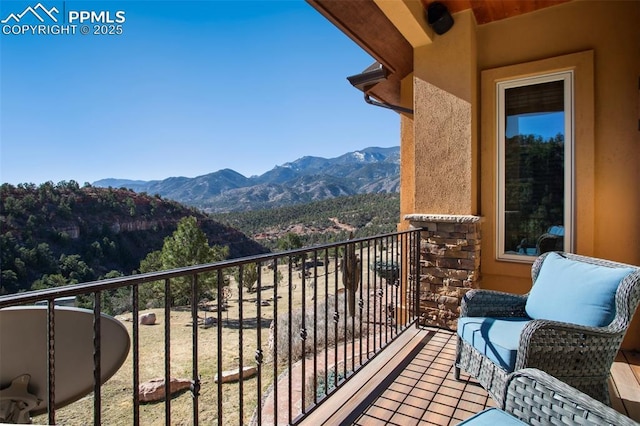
xmin=216 ymin=269 xmax=224 ymax=426
xmin=93 ymin=291 xmax=102 ymax=425
xmin=255 ymin=265 xmax=264 ymax=424
xmin=237 ymin=267 xmax=244 ymax=426
xmin=272 ymin=258 xmax=279 ymax=421
xmin=399 ymin=232 xmax=408 ymax=327
xmin=47 ymin=299 xmax=56 ymax=425
xmin=300 ymin=253 xmax=307 ymax=414
xmin=164 ymin=278 xmax=171 ymax=424
xmin=313 ymin=250 xmax=319 ymax=407
xmin=414 ymin=229 xmax=421 ymax=328
xmin=191 ymin=274 xmax=200 ymax=426
xmin=132 ymin=285 xmax=140 ymax=425
xmin=287 ymin=259 xmax=294 ymax=425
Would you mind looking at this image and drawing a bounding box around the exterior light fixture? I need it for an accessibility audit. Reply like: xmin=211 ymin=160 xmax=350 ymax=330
xmin=427 ymin=2 xmax=454 ymax=35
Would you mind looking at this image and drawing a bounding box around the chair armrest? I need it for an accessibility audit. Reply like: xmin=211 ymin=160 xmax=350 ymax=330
xmin=461 ymin=289 xmax=528 ymax=318
xmin=515 ymin=319 xmax=623 ymax=375
xmin=504 ymin=368 xmax=638 ymax=426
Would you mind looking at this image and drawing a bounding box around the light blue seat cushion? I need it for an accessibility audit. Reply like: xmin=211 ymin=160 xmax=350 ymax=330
xmin=457 ymin=408 xmax=526 ymax=425
xmin=525 ymin=252 xmax=635 ymax=327
xmin=457 ymin=317 xmax=530 ymax=371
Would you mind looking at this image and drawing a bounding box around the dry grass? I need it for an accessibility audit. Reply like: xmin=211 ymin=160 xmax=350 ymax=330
xmin=30 ymin=258 xmax=381 ymax=425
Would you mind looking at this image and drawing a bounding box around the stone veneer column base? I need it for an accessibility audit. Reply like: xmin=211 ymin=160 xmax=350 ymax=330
xmin=405 ymin=214 xmax=481 ymax=330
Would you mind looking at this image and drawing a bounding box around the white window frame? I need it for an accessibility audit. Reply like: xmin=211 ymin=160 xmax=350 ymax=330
xmin=496 ymin=71 xmax=575 ymax=262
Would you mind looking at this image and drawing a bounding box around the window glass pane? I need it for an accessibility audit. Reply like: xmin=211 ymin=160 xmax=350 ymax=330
xmin=503 ymin=80 xmax=565 ymax=257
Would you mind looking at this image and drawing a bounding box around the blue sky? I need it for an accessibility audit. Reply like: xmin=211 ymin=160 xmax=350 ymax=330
xmin=0 ymin=1 xmax=399 ymax=185
xmin=506 ymin=112 xmax=564 ymax=140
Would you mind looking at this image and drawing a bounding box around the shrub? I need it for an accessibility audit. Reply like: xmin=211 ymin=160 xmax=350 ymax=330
xmin=304 ymin=364 xmax=349 ymax=409
xmin=269 ymin=292 xmax=369 ymax=364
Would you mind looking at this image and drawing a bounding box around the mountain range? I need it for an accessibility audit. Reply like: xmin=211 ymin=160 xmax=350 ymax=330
xmin=93 ymin=146 xmax=400 ymax=212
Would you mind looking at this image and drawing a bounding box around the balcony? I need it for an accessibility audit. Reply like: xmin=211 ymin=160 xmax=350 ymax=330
xmin=0 ymin=230 xmax=638 ymax=425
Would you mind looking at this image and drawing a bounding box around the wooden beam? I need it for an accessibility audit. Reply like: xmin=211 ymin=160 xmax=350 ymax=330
xmin=307 ymin=0 xmax=412 ymax=106
xmin=368 ymin=78 xmax=403 ymax=110
xmin=424 ymin=0 xmax=572 ymax=25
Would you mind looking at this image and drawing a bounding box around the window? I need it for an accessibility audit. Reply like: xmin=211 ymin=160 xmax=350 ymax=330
xmin=496 ymin=72 xmax=574 ymax=262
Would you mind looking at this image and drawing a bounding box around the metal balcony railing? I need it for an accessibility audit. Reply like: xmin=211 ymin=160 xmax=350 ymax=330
xmin=0 ymin=229 xmax=421 ymax=425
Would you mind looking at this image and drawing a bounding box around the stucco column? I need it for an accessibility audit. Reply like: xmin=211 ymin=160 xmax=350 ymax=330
xmin=410 ymin=10 xmax=478 ymax=216
xmin=404 ymin=11 xmax=480 ymax=329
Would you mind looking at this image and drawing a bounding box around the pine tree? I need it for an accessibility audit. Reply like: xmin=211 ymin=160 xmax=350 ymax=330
xmin=138 ymin=216 xmax=229 ymax=306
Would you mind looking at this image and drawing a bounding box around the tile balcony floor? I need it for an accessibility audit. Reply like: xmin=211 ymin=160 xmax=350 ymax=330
xmin=300 ymin=327 xmax=640 ymax=426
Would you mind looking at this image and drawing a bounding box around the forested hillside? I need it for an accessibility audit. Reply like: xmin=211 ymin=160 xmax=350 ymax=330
xmin=0 ymin=181 xmax=400 ymax=296
xmin=211 ymin=193 xmax=400 ymax=250
xmin=0 ymin=182 xmax=267 ymax=295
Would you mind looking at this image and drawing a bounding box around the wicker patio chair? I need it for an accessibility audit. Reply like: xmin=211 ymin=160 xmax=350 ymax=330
xmin=458 ymin=368 xmax=639 ymax=426
xmin=454 ymin=252 xmax=640 ymax=407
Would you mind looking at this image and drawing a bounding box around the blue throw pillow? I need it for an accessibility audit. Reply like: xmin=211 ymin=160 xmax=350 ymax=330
xmin=525 ymin=252 xmax=635 ymax=327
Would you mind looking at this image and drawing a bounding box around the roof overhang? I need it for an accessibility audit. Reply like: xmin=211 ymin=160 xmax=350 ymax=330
xmin=307 ymin=0 xmax=573 ymax=108
xmin=307 ymin=0 xmax=413 ymax=107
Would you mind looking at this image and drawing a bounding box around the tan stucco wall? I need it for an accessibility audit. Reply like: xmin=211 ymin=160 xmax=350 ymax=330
xmin=476 ymin=0 xmax=640 ymax=349
xmin=398 ymin=75 xmax=415 ymax=232
xmin=411 ymin=10 xmax=478 ymax=216
xmin=401 ymin=0 xmax=640 ymax=348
